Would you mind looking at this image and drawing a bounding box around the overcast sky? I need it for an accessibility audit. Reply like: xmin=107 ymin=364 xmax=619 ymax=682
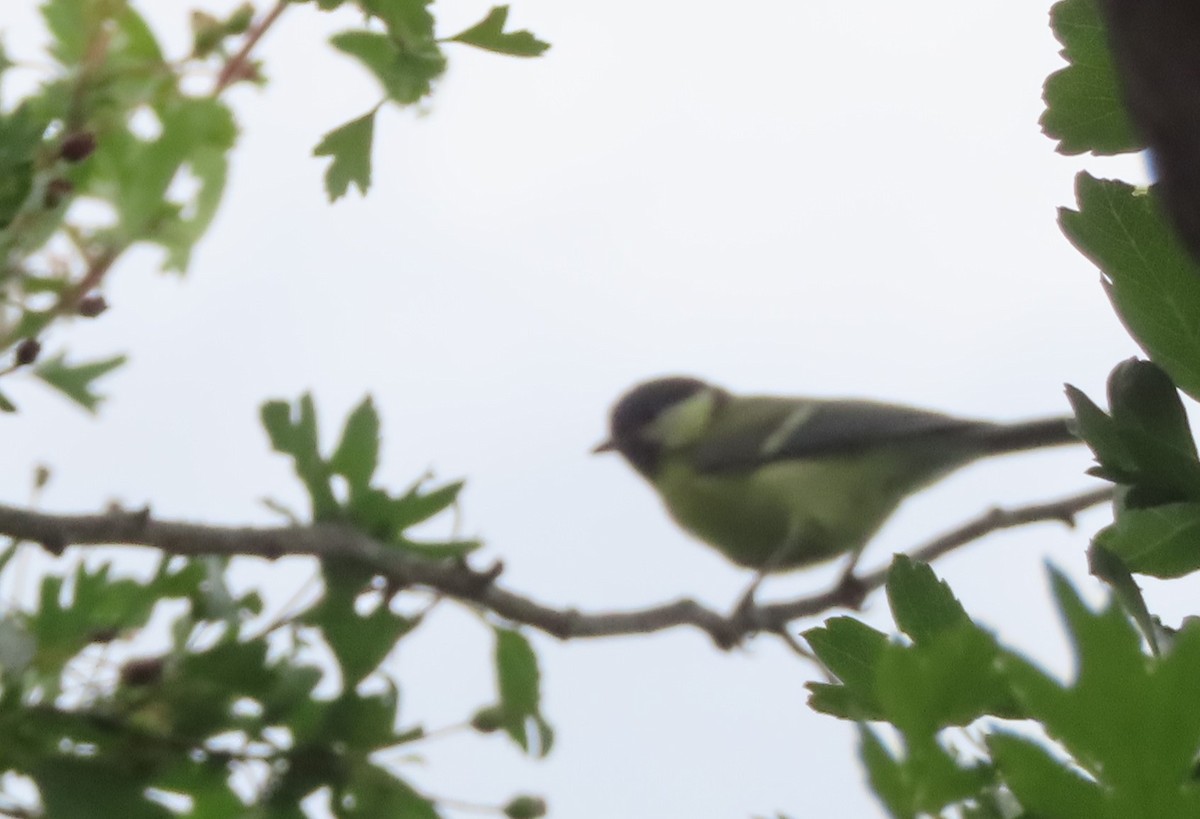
xmin=0 ymin=1 xmax=1175 ymax=816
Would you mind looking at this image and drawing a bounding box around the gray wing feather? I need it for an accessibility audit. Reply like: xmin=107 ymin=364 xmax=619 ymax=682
xmin=691 ymin=397 xmax=993 ymax=473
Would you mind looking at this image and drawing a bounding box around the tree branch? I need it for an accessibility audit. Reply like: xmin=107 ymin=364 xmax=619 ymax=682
xmin=0 ymin=485 xmax=1113 ymax=649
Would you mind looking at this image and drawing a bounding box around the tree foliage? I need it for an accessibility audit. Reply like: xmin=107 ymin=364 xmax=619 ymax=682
xmin=0 ymin=2 xmax=550 ymax=816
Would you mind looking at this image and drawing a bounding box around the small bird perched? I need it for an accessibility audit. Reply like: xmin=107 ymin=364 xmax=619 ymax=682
xmin=594 ymin=376 xmax=1080 ymax=572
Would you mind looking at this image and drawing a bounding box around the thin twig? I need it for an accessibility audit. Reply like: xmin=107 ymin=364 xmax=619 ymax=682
xmin=0 ymin=485 xmax=1114 ymax=649
xmin=213 ymin=1 xmax=290 ymax=94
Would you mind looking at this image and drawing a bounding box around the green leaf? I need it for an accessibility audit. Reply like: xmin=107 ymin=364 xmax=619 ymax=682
xmin=156 ymin=100 xmax=237 ymax=271
xmin=261 ymin=395 xmax=340 ymax=520
xmin=1088 ymin=543 xmax=1160 ymax=654
xmin=396 ymin=536 xmax=482 ymax=559
xmin=33 ymin=352 xmax=126 ymax=412
xmin=1060 ymin=174 xmax=1200 ymax=401
xmin=360 ymin=0 xmax=437 ymax=49
xmin=314 ymin=111 xmax=375 ymax=201
xmin=988 ymin=732 xmax=1105 ymax=819
xmin=448 ymin=7 xmax=550 ymax=57
xmin=20 ymin=275 xmax=70 ymax=295
xmin=343 ymin=481 xmax=475 ymax=554
xmin=1066 ymin=383 xmax=1133 ymax=480
xmin=875 ymin=625 xmax=1019 ymax=735
xmin=1095 ymin=502 xmax=1200 ymax=578
xmin=41 ymin=0 xmax=96 ymax=64
xmin=11 ymin=308 xmax=56 ymax=341
xmin=885 ymin=555 xmax=971 ymax=644
xmin=1041 ymin=0 xmax=1139 ymax=155
xmin=329 ymin=395 xmax=381 ymax=498
xmin=1066 ymin=362 xmax=1200 ymax=505
xmin=100 ymin=97 xmax=237 ymax=271
xmin=330 ymin=30 xmax=446 ymax=105
xmin=34 ymin=757 xmax=172 ymax=819
xmin=1107 ymin=358 xmax=1197 ymax=457
xmin=803 ymin=617 xmax=888 ymax=720
xmin=494 ymin=627 xmax=552 ymax=755
xmin=858 ymin=727 xmax=915 ymax=819
xmin=306 ymin=567 xmax=416 ymax=685
xmin=1001 ymin=570 xmax=1200 ymax=817
xmin=324 ymin=685 xmax=400 ymax=749
xmin=338 ymin=761 xmax=439 ymax=818
xmin=0 ymin=103 xmax=42 ymax=231
xmin=390 ymin=479 xmax=464 ymax=531
xmin=152 ymin=761 xmax=245 ymax=817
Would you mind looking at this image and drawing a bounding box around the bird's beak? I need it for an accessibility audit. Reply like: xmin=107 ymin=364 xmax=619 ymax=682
xmin=591 ymin=439 xmax=616 ymax=455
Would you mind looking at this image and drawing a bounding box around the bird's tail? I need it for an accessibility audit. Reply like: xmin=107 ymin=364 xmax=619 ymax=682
xmin=975 ymin=417 xmax=1079 ymax=456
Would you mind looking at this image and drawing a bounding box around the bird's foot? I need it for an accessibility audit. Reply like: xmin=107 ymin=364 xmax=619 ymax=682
xmin=728 ymin=570 xmax=769 ymax=639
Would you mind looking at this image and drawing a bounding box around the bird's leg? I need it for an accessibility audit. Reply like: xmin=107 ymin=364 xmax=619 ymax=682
xmin=831 ymin=548 xmax=869 ymax=610
xmin=729 ymin=533 xmax=801 ymax=634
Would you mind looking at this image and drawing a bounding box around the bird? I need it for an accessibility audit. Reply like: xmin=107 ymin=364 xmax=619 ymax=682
xmin=593 ymin=376 xmax=1080 ymax=572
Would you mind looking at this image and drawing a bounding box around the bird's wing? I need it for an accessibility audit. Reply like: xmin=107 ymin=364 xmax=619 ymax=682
xmin=690 ymin=396 xmax=992 ymax=473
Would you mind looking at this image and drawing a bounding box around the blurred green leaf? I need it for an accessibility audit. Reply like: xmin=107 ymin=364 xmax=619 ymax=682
xmin=1088 ymin=542 xmax=1159 ymax=654
xmin=503 ymin=795 xmax=548 ymax=819
xmin=261 ymin=395 xmax=340 ymax=520
xmin=494 ymin=627 xmax=552 ymax=755
xmin=329 ymin=396 xmax=381 ymax=498
xmin=306 ymin=567 xmax=416 ymax=685
xmin=32 ymin=352 xmax=126 ymax=412
xmin=397 ymin=537 xmax=481 ymax=559
xmin=803 ymin=617 xmax=888 ymax=720
xmin=1041 ymin=0 xmax=1138 ymax=155
xmin=41 ymin=0 xmax=98 ymax=64
xmin=0 ymin=104 xmax=42 ymax=230
xmin=1066 ymin=361 xmax=1200 ymax=505
xmin=94 ymin=97 xmax=237 ymax=271
xmin=876 ymin=624 xmax=1019 ymax=736
xmin=338 ymin=761 xmax=440 ymax=818
xmin=324 ymin=685 xmax=400 ymax=749
xmin=28 ymin=560 xmax=172 ymax=677
xmin=391 ymin=479 xmax=463 ymax=530
xmin=314 ymin=110 xmax=375 ymax=201
xmin=34 ymin=757 xmax=171 ymax=819
xmin=858 ymin=727 xmax=914 ymax=819
xmin=1095 ymin=503 xmax=1200 ymax=578
xmin=449 ymin=6 xmax=550 ymax=57
xmin=361 ymin=0 xmax=437 ymax=49
xmin=988 ymin=732 xmax=1104 ymax=819
xmin=331 ymin=30 xmax=446 ymax=105
xmin=153 ymin=761 xmax=245 ymax=817
xmin=885 ymin=555 xmax=971 ymax=644
xmin=1001 ymin=570 xmax=1200 ymax=817
xmin=1107 ymin=358 xmax=1197 ymax=457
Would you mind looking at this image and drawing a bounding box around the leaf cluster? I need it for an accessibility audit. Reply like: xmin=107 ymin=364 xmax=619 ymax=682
xmin=0 ymin=0 xmax=548 ymax=412
xmin=808 ymin=558 xmax=1200 ymax=819
xmin=804 ymin=1 xmax=1200 ymax=816
xmin=0 ymin=396 xmax=551 ymax=816
xmin=313 ymin=1 xmax=549 ymax=200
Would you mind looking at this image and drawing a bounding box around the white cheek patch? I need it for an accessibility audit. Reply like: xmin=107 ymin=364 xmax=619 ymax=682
xmin=760 ymin=404 xmax=818 ymax=459
xmin=647 ymin=390 xmax=717 ymax=448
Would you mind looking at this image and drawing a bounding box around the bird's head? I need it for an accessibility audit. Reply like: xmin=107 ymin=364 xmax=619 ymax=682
xmin=593 ymin=376 xmax=724 ymax=477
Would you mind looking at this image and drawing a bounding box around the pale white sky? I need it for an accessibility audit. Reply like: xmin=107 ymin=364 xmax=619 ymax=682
xmin=0 ymin=1 xmax=1176 ymax=817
